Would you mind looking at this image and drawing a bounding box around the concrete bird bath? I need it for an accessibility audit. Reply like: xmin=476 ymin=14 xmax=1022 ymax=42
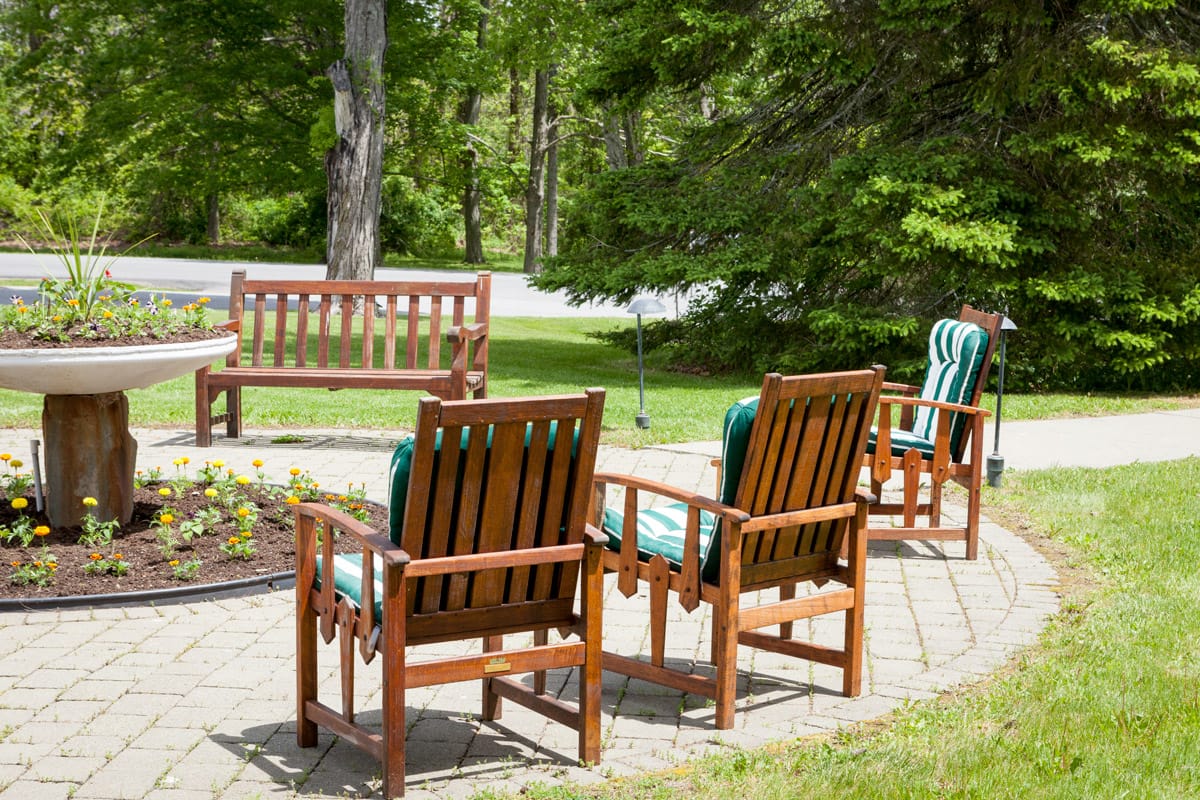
xmin=0 ymin=334 xmax=238 ymax=527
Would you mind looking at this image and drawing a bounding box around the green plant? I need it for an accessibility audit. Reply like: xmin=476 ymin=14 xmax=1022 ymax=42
xmin=10 ymin=545 xmax=56 ymax=586
xmin=0 ymin=454 xmax=33 ymax=500
xmin=168 ymin=558 xmax=201 ymax=581
xmin=78 ymin=497 xmax=120 ymax=549
xmin=219 ymin=533 xmax=255 ymax=560
xmin=1 ymin=498 xmax=36 ymax=547
xmin=84 ymin=551 xmax=128 ymax=577
xmin=151 ymin=509 xmax=178 ymax=558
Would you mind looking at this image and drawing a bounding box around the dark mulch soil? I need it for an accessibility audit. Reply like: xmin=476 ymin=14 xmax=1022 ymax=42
xmin=1 ymin=486 xmax=388 ymax=601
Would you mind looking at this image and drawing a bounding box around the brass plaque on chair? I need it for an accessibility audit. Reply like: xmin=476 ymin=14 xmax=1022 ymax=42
xmin=483 ymin=657 xmax=512 ymax=674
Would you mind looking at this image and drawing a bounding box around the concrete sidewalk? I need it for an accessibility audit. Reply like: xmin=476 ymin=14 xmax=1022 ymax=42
xmin=0 ymin=422 xmax=1075 ymax=799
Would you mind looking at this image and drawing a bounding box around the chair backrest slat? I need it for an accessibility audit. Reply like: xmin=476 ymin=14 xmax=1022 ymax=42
xmin=397 ymin=392 xmax=604 ymax=621
xmin=734 ymin=369 xmax=884 ymax=569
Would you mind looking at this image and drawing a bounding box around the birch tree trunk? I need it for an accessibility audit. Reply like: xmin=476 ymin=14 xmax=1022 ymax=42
xmin=522 ymin=68 xmax=550 ymax=274
xmin=324 ymin=0 xmax=387 ymax=281
xmin=460 ymin=2 xmax=488 ymax=265
xmin=545 ymin=89 xmax=559 ymax=258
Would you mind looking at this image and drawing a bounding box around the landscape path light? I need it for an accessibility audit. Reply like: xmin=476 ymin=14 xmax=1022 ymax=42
xmin=626 ymin=297 xmax=667 ymax=429
xmin=986 ymin=313 xmax=1018 ymax=488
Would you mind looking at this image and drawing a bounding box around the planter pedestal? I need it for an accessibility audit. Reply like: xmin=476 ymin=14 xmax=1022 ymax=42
xmin=43 ymin=393 xmax=137 ymax=528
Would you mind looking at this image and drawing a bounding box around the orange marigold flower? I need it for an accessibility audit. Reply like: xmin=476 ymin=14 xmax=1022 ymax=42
xmin=169 ymin=559 xmax=180 ymax=567
xmin=102 ymin=310 xmax=114 ymax=319
xmin=112 ymin=553 xmax=123 ymax=561
xmin=161 ymin=299 xmax=173 ymax=306
xmin=34 ymin=525 xmax=49 ymax=537
xmin=48 ymin=563 xmax=57 ymax=571
xmin=252 ymin=459 xmax=264 ymax=468
xmin=198 ymin=297 xmax=211 ymax=305
xmin=159 ymin=514 xmax=174 ymax=525
xmin=89 ymin=553 xmax=103 ymax=561
xmin=66 ymin=298 xmax=79 ymax=306
xmin=289 ymin=467 xmax=301 ymax=476
xmin=227 ymin=536 xmax=241 ymax=545
xmin=236 ymin=507 xmax=250 ymax=518
xmin=0 ymin=453 xmax=9 ymax=461
xmin=181 ymin=457 xmax=190 ymax=465
xmin=285 ymin=496 xmax=300 ymax=505
xmin=9 ymin=560 xmax=20 ymax=568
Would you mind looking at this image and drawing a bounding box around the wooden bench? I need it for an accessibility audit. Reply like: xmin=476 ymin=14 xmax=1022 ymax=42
xmin=194 ymin=270 xmax=490 ymax=447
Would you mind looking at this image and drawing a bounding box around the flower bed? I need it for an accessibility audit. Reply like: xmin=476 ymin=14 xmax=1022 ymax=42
xmin=0 ymin=454 xmax=387 ymax=601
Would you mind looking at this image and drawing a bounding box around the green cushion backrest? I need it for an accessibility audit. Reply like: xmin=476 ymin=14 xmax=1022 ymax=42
xmin=912 ymin=319 xmax=989 ymax=453
xmin=719 ymin=396 xmax=759 ymax=506
xmin=388 ymin=423 xmax=576 ymax=547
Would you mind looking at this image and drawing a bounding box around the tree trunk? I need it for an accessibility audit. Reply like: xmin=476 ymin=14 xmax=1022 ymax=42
xmin=523 ymin=68 xmax=550 ymax=274
xmin=507 ymin=67 xmax=523 ymax=164
xmin=324 ymin=0 xmax=387 ymax=281
xmin=602 ymin=104 xmax=627 ymax=170
xmin=624 ymin=110 xmax=643 ymax=166
xmin=460 ymin=2 xmax=488 ymax=265
xmin=545 ymin=87 xmax=559 ymax=258
xmin=206 ymin=192 xmax=220 ymax=244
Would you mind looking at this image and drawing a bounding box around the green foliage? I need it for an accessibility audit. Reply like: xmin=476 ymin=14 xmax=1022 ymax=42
xmin=541 ymin=0 xmax=1200 ymax=390
xmin=379 ymin=176 xmax=458 ymax=258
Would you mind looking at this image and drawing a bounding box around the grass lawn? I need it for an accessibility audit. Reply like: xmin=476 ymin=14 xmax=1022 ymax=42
xmin=1 ymin=315 xmax=1197 ymax=446
xmin=496 ymin=458 xmax=1200 ymax=799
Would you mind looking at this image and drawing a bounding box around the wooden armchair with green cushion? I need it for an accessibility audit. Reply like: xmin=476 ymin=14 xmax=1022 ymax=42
xmin=593 ymin=368 xmax=884 ymax=730
xmin=865 ymin=305 xmax=1003 ymax=560
xmin=295 ymin=390 xmax=606 ymax=799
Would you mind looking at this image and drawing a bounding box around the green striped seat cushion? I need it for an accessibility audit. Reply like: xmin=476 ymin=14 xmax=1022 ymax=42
xmin=867 ymin=319 xmax=988 ymax=460
xmin=602 ymin=395 xmax=757 ymax=582
xmin=315 ymin=553 xmax=385 ymax=620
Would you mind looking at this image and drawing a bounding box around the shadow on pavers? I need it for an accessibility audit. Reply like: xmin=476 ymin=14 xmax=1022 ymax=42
xmin=217 ymin=709 xmax=583 ymax=797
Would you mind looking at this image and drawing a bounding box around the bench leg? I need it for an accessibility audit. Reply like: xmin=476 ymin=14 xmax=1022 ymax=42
xmin=195 ymin=368 xmax=212 ymax=448
xmin=226 ymin=386 xmax=242 ymax=440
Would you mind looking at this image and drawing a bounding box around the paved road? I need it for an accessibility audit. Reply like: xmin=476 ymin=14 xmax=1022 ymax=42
xmin=0 ymin=252 xmax=690 ymax=317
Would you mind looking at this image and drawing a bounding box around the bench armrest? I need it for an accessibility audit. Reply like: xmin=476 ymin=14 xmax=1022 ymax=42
xmin=447 ymin=322 xmax=488 ymax=343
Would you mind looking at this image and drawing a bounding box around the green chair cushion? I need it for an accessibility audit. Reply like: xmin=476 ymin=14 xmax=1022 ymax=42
xmin=601 ymin=502 xmax=720 ymax=581
xmin=315 ymin=553 xmax=385 ymax=620
xmin=866 ymin=318 xmax=988 ymax=462
xmin=601 ymin=394 xmax=758 ymax=582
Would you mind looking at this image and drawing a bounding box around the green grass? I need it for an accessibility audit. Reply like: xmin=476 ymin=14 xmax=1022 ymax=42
xmin=501 ymin=459 xmax=1200 ymax=800
xmin=1 ymin=315 xmax=1197 ymax=445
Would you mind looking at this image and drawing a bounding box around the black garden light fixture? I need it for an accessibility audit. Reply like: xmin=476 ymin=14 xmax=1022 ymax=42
xmin=626 ymin=297 xmax=666 ymax=429
xmin=986 ymin=313 xmax=1019 ymax=488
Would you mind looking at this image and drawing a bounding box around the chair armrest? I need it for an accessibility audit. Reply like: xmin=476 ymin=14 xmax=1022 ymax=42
xmin=877 ymin=395 xmax=992 ymax=417
xmin=592 ymin=471 xmax=750 ymax=524
xmin=215 ymin=319 xmax=241 ymax=333
xmin=446 ymin=322 xmax=488 ymax=343
xmin=584 ymin=522 xmax=609 ymax=548
xmin=882 ymin=381 xmax=920 ymax=395
xmin=296 ymin=502 xmax=408 ymax=566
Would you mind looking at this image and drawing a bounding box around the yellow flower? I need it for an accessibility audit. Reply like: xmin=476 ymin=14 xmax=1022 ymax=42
xmin=102 ymin=310 xmax=114 ymax=319
xmin=285 ymin=496 xmax=300 ymax=505
xmin=212 ymin=460 xmax=225 ymax=468
xmin=252 ymin=459 xmax=264 ymax=468
xmin=0 ymin=453 xmax=9 ymax=461
xmin=169 ymin=559 xmax=180 ymax=567
xmin=159 ymin=487 xmax=172 ymax=497
xmin=338 ymin=495 xmax=348 ymax=502
xmin=17 ymin=306 xmax=27 ymax=314
xmin=173 ymin=458 xmax=184 ymax=466
xmin=161 ymin=299 xmax=173 ymax=307
xmin=51 ymin=315 xmax=62 ymax=322
xmin=112 ymin=553 xmax=123 ymax=561
xmin=83 ymin=496 xmax=98 ymax=507
xmin=158 ymin=513 xmax=174 ymax=525
xmin=227 ymin=536 xmax=241 ymax=545
xmin=9 ymin=459 xmax=21 ymax=469
xmin=34 ymin=525 xmax=49 ymax=537
xmin=198 ymin=297 xmax=211 ymax=305
xmin=236 ymin=507 xmax=250 ymax=518
xmin=310 ymin=482 xmax=319 ymax=489
xmin=242 ymin=531 xmax=252 ymax=539
xmin=48 ymin=563 xmax=57 ymax=571
xmin=289 ymin=467 xmax=301 ymax=476
xmin=33 ymin=561 xmax=42 ymax=568
xmin=181 ymin=457 xmax=190 ymax=465
xmin=235 ymin=475 xmax=250 ymax=486
xmin=204 ymin=488 xmax=218 ymax=498
xmin=66 ymin=298 xmax=79 ymax=306
xmin=11 ymin=498 xmax=28 ymax=510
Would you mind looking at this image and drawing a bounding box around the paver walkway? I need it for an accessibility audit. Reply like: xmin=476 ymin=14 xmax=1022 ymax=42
xmin=0 ymin=424 xmax=1068 ymax=799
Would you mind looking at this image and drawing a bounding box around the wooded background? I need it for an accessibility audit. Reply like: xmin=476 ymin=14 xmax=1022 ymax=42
xmin=2 ymin=1 xmax=1198 ymax=390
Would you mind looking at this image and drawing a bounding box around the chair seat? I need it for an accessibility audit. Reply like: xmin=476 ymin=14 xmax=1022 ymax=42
xmin=602 ymin=502 xmax=720 ymax=581
xmin=866 ymin=427 xmax=936 ymax=459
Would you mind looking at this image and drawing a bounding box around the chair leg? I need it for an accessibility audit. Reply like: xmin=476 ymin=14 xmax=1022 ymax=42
xmin=843 ymin=506 xmax=868 ymax=698
xmin=648 ymin=555 xmax=670 ymax=667
xmin=579 ymin=540 xmax=603 ymax=766
xmin=482 ymin=635 xmax=503 ymax=720
xmin=382 ymin=641 xmax=406 ymax=799
xmin=194 ymin=368 xmax=212 ymax=448
xmin=296 ymin=602 xmax=318 ymax=748
xmin=533 ymin=629 xmax=548 ymax=696
xmin=713 ymin=590 xmax=739 ymax=730
xmin=965 ymin=479 xmax=981 ymax=561
xmin=778 ymin=584 xmax=795 ymax=640
xmin=902 ymin=448 xmax=922 ymax=528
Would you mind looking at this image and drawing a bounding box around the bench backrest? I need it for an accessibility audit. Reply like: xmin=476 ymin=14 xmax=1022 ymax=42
xmin=224 ymin=270 xmax=491 ymax=372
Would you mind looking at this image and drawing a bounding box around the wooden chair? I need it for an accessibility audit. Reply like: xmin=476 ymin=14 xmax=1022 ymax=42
xmin=593 ymin=368 xmax=884 ymax=729
xmin=865 ymin=305 xmax=1003 ymax=559
xmin=296 ymin=390 xmax=606 ymax=798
